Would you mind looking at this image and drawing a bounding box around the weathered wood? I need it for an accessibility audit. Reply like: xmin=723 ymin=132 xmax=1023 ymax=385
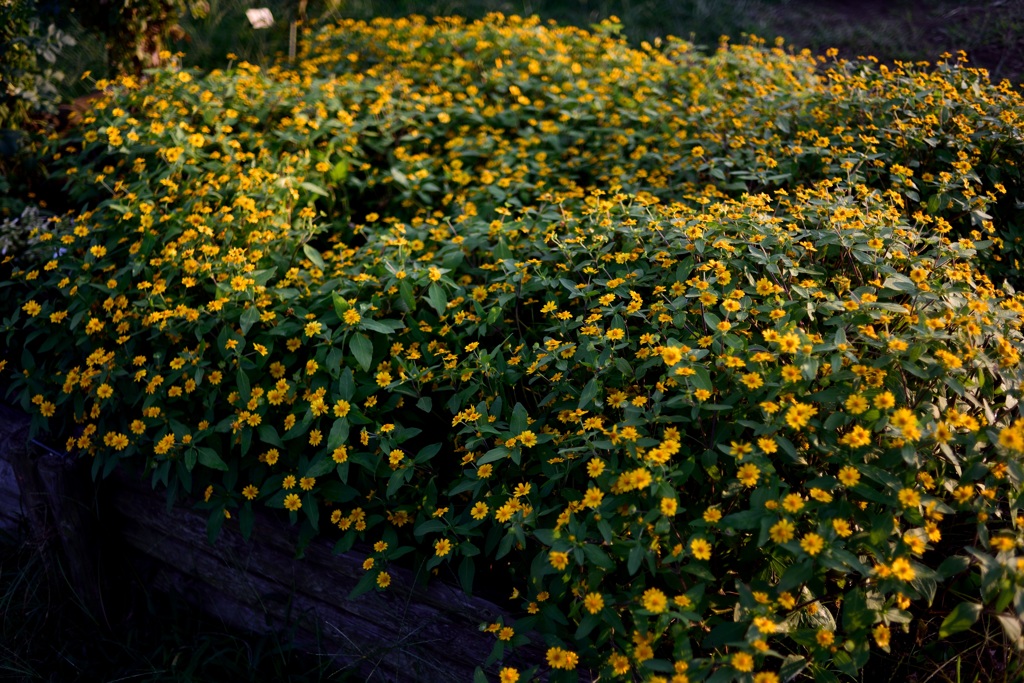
xmin=0 ymin=456 xmax=23 ymax=533
xmin=0 ymin=401 xmax=545 ymax=681
xmin=0 ymin=403 xmax=105 ymax=618
xmin=110 ymin=471 xmax=539 ymax=680
xmin=0 ymin=403 xmax=43 ymax=538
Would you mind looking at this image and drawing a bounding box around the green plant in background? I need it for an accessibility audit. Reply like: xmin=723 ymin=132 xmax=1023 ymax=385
xmin=0 ymin=0 xmax=76 ymax=130
xmin=68 ymin=0 xmax=212 ymax=75
xmin=4 ymin=12 xmax=1024 ymax=683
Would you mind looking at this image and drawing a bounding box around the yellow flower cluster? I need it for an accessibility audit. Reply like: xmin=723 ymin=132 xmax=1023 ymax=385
xmin=3 ymin=13 xmax=1024 ymax=682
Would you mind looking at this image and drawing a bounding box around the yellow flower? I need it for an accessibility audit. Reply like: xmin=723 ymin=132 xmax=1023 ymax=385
xmin=549 ymin=550 xmax=570 ymax=570
xmin=769 ymin=519 xmax=795 ymax=544
xmin=434 ymin=538 xmax=452 ymax=557
xmin=660 ymin=497 xmax=678 ymax=516
xmin=800 ymin=533 xmax=825 ymax=556
xmin=838 ymin=465 xmax=861 ymax=486
xmin=737 ymin=462 xmax=760 ymax=487
xmin=343 ymin=308 xmax=361 ymax=325
xmin=22 ymin=300 xmax=42 ymax=316
xmin=377 ymin=571 xmax=391 ymax=588
xmin=690 ymin=538 xmax=712 ymax=560
xmin=283 ymin=493 xmax=302 ymax=511
xmin=874 ymin=391 xmax=896 ymax=409
xmin=832 ymin=519 xmax=853 ymax=537
xmin=661 ymin=346 xmax=684 ymax=366
xmin=608 ymin=653 xmax=630 ymax=675
xmin=784 ymin=401 xmax=817 ymax=430
xmin=388 ymin=448 xmax=405 ymax=467
xmin=470 ymin=501 xmax=489 ymax=519
xmin=583 ymin=592 xmax=604 ymax=614
xmin=782 ymin=494 xmax=804 ymax=513
xmin=839 ymin=424 xmax=871 ymax=447
xmin=741 ymin=372 xmax=764 ymax=389
xmin=890 ymin=557 xmax=916 ymax=581
xmin=703 ymin=506 xmax=722 ymax=523
xmin=545 ymin=647 xmax=578 ymax=670
xmin=898 ymin=488 xmax=921 ymax=508
xmin=242 ymin=485 xmax=259 ymax=500
xmin=642 ymin=587 xmax=668 ymax=613
xmin=731 ymin=651 xmax=754 ymax=672
xmin=333 ymin=399 xmax=351 ymax=417
xmin=873 ymin=623 xmax=891 ymax=648
xmin=499 ymin=667 xmax=519 ymax=683
xmin=582 ymin=487 xmax=604 ymax=508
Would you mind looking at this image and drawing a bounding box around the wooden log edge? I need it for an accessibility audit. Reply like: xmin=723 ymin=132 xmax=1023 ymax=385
xmin=0 ymin=402 xmax=546 ymax=680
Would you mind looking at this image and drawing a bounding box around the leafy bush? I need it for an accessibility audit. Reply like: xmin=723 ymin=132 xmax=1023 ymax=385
xmin=3 ymin=14 xmax=1024 ymax=682
xmin=0 ymin=0 xmax=75 ymax=130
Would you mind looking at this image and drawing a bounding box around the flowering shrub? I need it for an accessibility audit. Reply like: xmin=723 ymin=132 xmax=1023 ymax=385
xmin=3 ymin=14 xmax=1024 ymax=682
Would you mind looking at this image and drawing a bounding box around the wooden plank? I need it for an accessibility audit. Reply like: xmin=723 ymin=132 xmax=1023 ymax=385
xmin=110 ymin=471 xmax=538 ymax=680
xmin=0 ymin=399 xmax=543 ymax=680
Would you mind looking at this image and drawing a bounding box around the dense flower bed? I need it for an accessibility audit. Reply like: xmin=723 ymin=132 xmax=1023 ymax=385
xmin=3 ymin=14 xmax=1024 ymax=682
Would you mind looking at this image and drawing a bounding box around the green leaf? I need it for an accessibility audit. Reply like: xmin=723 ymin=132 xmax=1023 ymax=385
xmin=843 ymin=588 xmax=872 ymax=632
xmin=349 ymin=333 xmax=373 ymax=372
xmin=197 ymin=447 xmax=229 ymax=471
xmin=386 ymin=469 xmax=407 ymax=498
xmin=207 ymin=509 xmax=226 ymax=545
xmin=239 ymin=503 xmax=254 ymax=540
xmin=300 ymin=181 xmax=329 ymax=196
xmin=690 ymin=365 xmax=712 ymax=392
xmin=257 ymin=424 xmax=283 ymax=447
xmin=939 ymin=602 xmax=983 ymax=639
xmin=331 ymin=291 xmax=348 ymax=319
xmin=779 ymin=655 xmax=808 ymax=681
xmin=778 ymin=559 xmax=813 ymax=592
xmin=399 ymin=280 xmax=416 ymax=311
xmin=348 ymin=569 xmax=377 ymax=599
xmin=627 ymin=544 xmax=644 ymax=575
xmin=304 ymin=492 xmax=319 ymax=530
xmin=583 ymin=544 xmax=615 ymax=570
xmin=415 ymin=443 xmax=442 ymax=464
xmin=236 ymin=368 xmax=250 ymax=402
xmin=575 ymin=613 xmax=600 ymax=639
xmin=458 ymin=556 xmax=475 ymax=597
xmin=305 ymin=455 xmax=334 ymax=478
xmin=477 ymin=447 xmax=508 ymax=465
xmin=414 ymin=518 xmax=445 ymax=538
xmin=303 ymin=243 xmax=326 ymax=270
xmin=427 ymin=282 xmax=447 ymax=315
xmin=328 ymin=418 xmax=349 ymax=450
xmin=329 ymin=158 xmax=349 ymax=182
xmin=239 ymin=305 xmax=260 ymax=335
xmin=510 ymin=402 xmax=529 ymax=435
xmin=578 ymin=378 xmax=600 ymax=410
xmin=359 ymin=317 xmax=395 ymax=335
